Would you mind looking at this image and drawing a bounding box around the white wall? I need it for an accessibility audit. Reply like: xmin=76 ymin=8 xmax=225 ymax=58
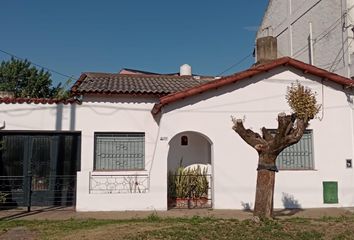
xmin=0 ymin=103 xmax=76 ymax=131
xmin=167 ymin=132 xmax=211 ymax=171
xmin=1 ymin=68 xmax=354 ymax=211
xmin=0 ymin=96 xmax=169 ymax=211
xmin=156 ymin=67 xmax=354 ymax=210
xmin=75 ymin=96 xmax=167 ymax=211
xmin=257 ymin=0 xmax=353 ymax=78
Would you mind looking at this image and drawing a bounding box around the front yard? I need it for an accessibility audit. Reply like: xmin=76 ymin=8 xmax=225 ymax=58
xmin=1 ymin=214 xmax=354 ymax=240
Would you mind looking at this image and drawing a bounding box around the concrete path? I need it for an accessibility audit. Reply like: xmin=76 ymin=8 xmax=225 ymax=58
xmin=1 ymin=207 xmax=354 ymax=221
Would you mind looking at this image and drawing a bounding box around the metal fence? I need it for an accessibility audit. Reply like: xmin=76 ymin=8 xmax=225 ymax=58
xmin=0 ymin=176 xmax=25 ymax=207
xmin=89 ymin=173 xmax=149 ymax=194
xmin=0 ymin=175 xmax=76 ymax=211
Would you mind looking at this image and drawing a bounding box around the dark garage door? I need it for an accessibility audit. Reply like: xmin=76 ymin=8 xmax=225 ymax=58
xmin=0 ymin=132 xmax=81 ymax=208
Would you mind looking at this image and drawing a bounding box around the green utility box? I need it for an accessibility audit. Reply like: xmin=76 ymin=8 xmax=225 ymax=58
xmin=323 ymin=181 xmax=338 ymax=204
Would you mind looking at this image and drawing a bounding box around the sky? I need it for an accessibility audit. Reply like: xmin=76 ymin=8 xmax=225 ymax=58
xmin=0 ymin=1 xmax=269 ymax=86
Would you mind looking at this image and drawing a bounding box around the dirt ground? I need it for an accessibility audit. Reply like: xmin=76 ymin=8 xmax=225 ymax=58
xmin=1 ymin=207 xmax=354 ymax=240
xmin=1 ymin=206 xmax=354 ymax=221
xmin=0 ymin=226 xmax=38 ymax=240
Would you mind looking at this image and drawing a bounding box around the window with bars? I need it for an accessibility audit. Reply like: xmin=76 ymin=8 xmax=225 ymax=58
xmin=276 ymin=130 xmax=314 ymax=170
xmin=94 ymin=133 xmax=145 ymax=171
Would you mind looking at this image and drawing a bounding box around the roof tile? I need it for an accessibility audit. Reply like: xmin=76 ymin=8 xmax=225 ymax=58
xmin=0 ymin=98 xmax=79 ymax=104
xmin=71 ymin=73 xmax=214 ymax=96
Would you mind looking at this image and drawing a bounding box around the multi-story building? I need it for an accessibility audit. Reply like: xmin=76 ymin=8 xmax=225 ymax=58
xmin=256 ymin=0 xmax=354 ymax=78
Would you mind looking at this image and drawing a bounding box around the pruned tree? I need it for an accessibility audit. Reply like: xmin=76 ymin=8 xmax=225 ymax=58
xmin=232 ymin=82 xmax=320 ymax=218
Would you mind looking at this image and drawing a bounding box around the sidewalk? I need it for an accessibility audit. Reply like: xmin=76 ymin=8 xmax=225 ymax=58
xmin=1 ymin=207 xmax=354 ymax=221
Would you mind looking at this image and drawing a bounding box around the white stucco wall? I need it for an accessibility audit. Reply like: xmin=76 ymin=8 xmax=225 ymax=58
xmin=0 ymin=103 xmax=76 ymax=131
xmin=0 ymin=96 xmax=169 ymax=211
xmin=167 ymin=132 xmax=211 ymax=171
xmin=155 ymin=67 xmax=354 ymax=210
xmin=257 ymin=0 xmax=354 ymax=78
xmin=74 ymin=96 xmax=167 ymax=211
xmin=1 ymin=68 xmax=354 ymax=211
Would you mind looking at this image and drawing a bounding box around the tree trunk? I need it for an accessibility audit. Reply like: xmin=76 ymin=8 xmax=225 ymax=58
xmin=232 ymin=114 xmax=310 ymax=218
xmin=254 ymin=154 xmax=276 ymax=218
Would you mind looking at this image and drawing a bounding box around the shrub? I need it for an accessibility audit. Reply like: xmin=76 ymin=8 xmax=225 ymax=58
xmin=168 ymin=166 xmax=209 ymax=199
xmin=0 ymin=192 xmax=7 ymax=204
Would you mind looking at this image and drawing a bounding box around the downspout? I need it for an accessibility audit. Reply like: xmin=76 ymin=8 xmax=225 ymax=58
xmin=309 ymin=22 xmax=315 ymax=65
xmin=149 ymin=108 xmax=165 ymax=176
xmin=349 ymin=92 xmax=354 ymax=196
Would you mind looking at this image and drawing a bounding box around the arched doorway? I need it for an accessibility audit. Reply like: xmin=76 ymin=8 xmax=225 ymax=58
xmin=167 ymin=131 xmax=213 ymax=209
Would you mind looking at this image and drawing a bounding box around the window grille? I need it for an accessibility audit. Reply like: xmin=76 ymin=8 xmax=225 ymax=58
xmin=276 ymin=130 xmax=314 ymax=170
xmin=94 ymin=133 xmax=145 ymax=171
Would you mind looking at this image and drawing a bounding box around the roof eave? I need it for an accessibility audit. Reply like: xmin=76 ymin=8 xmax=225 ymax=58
xmin=70 ymin=73 xmax=87 ymax=96
xmin=151 ymin=57 xmax=354 ymax=115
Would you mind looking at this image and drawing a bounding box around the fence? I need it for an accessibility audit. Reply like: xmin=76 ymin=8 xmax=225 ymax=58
xmin=0 ymin=175 xmax=76 ymax=211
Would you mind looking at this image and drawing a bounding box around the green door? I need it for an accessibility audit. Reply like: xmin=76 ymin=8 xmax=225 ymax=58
xmin=323 ymin=181 xmax=338 ymax=204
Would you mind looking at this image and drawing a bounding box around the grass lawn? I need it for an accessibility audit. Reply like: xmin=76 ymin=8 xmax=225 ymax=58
xmin=1 ymin=214 xmax=354 ymax=240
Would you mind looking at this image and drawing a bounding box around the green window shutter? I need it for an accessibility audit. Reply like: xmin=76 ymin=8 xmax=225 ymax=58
xmin=323 ymin=181 xmax=338 ymax=204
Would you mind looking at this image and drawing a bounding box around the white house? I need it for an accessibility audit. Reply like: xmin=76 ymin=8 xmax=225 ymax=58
xmin=256 ymin=0 xmax=354 ymax=78
xmin=1 ymin=57 xmax=354 ymax=211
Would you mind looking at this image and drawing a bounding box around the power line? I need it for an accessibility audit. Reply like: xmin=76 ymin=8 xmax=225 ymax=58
xmin=217 ymin=53 xmax=253 ymax=76
xmin=292 ymin=4 xmax=354 ymax=58
xmin=0 ymin=49 xmax=77 ymax=80
xmin=330 ymin=38 xmax=354 ymax=72
xmin=292 ymin=18 xmax=342 ymax=58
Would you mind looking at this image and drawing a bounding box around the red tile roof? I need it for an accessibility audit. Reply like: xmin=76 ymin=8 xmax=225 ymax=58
xmin=71 ymin=72 xmax=215 ymax=96
xmin=151 ymin=57 xmax=354 ymax=115
xmin=0 ymin=97 xmax=79 ymax=104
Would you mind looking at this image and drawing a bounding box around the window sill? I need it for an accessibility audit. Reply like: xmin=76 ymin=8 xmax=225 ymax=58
xmin=278 ymin=169 xmax=318 ymax=171
xmin=90 ymin=170 xmax=148 ymax=176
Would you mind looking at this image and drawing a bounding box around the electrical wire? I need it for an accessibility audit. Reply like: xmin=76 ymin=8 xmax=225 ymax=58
xmin=292 ymin=4 xmax=354 ymax=58
xmin=0 ymin=49 xmax=77 ymax=80
xmin=330 ymin=38 xmax=354 ymax=72
xmin=292 ymin=18 xmax=342 ymax=58
xmin=217 ymin=53 xmax=253 ymax=76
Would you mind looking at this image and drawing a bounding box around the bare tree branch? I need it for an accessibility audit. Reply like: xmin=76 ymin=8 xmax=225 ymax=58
xmin=277 ymin=113 xmax=293 ymax=137
xmin=232 ymin=119 xmax=268 ymax=152
xmin=285 ymin=118 xmax=308 ymax=145
xmin=262 ymin=127 xmax=274 ymax=141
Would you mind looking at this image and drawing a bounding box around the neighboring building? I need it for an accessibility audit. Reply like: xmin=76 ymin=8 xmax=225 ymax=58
xmin=256 ymin=0 xmax=354 ymax=78
xmin=1 ymin=58 xmax=354 ymax=211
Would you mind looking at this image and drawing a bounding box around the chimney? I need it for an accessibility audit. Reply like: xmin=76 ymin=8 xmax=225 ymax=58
xmin=256 ymin=36 xmax=277 ymax=65
xmin=180 ymin=64 xmax=192 ymax=76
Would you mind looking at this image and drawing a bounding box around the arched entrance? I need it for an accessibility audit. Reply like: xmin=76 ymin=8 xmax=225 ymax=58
xmin=167 ymin=131 xmax=213 ymax=209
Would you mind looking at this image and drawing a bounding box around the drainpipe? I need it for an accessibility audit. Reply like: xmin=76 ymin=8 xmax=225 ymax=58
xmin=349 ymin=94 xmax=354 ymax=193
xmin=309 ymin=22 xmax=315 ymax=65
